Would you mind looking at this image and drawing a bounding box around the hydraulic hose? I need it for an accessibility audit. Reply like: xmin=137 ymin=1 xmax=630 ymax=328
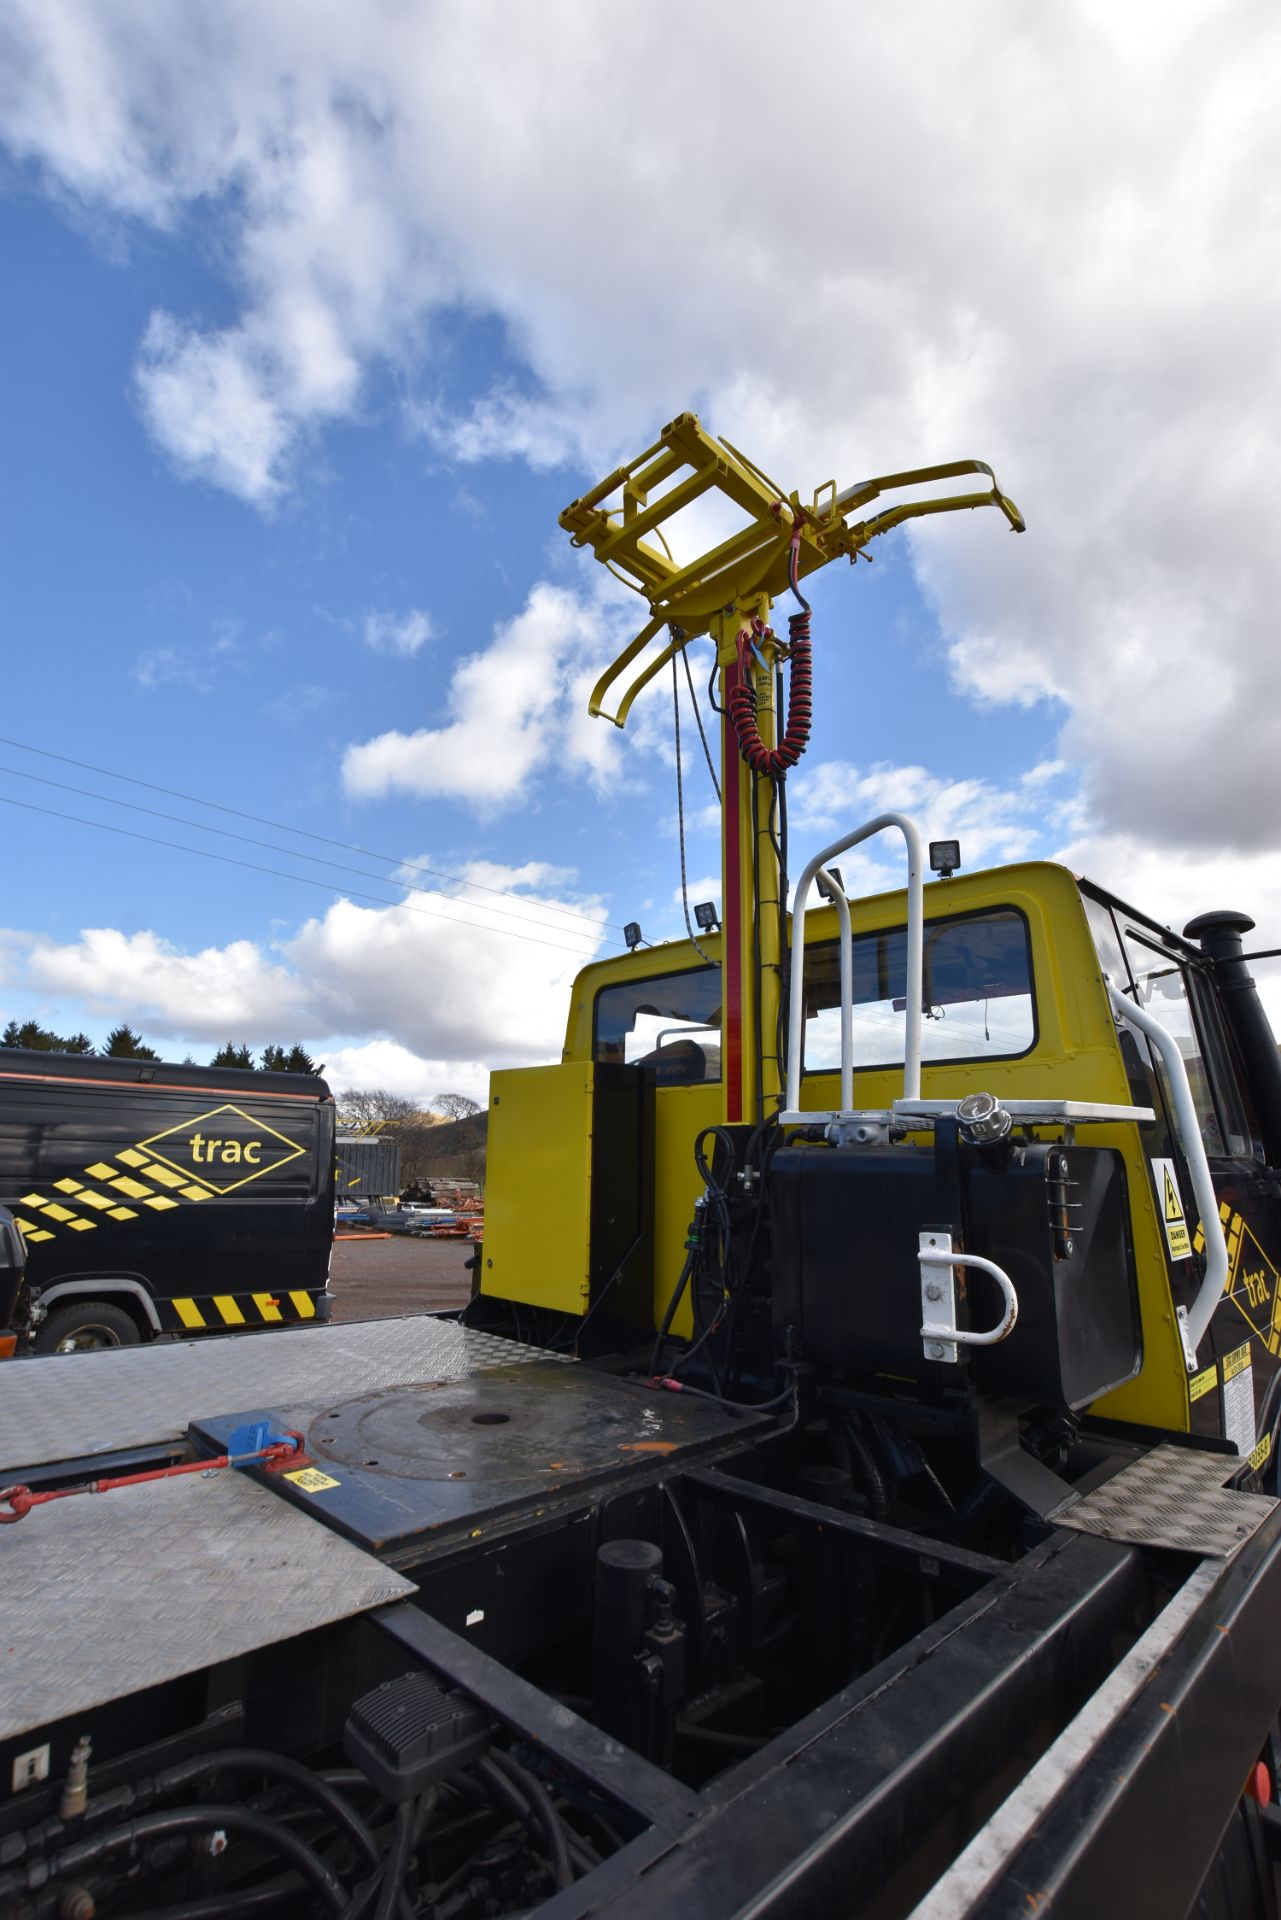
xmin=476 ymin=1753 xmax=574 ymax=1890
xmin=159 ymin=1745 xmax=381 ymax=1874
xmin=371 ymin=1802 xmax=416 ymax=1920
xmin=0 ymin=1804 xmax=348 ymax=1914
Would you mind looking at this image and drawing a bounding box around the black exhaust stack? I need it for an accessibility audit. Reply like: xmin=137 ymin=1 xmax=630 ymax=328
xmin=1184 ymin=910 xmax=1281 ymax=1168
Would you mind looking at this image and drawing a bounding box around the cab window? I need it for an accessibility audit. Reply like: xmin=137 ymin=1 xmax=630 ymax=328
xmin=594 ymin=966 xmax=722 ymax=1085
xmin=1121 ymin=929 xmax=1254 ymax=1159
xmin=802 ymin=908 xmax=1035 ymax=1073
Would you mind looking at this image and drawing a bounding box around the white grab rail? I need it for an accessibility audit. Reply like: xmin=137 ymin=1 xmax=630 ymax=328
xmin=919 ymin=1234 xmax=1019 ymax=1364
xmin=817 ymin=869 xmax=854 ymax=1113
xmin=783 ymin=812 xmax=924 ymax=1120
xmin=1108 ymin=982 xmax=1228 ymax=1370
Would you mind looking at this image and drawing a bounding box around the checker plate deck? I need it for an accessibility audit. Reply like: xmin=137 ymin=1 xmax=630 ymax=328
xmin=0 ymin=1471 xmax=414 ymax=1741
xmin=1054 ymin=1443 xmax=1278 ymax=1558
xmin=0 ymin=1317 xmax=549 ymax=1473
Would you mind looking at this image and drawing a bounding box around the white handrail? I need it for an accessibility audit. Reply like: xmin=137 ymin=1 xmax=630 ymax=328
xmin=784 ymin=813 xmax=924 ymax=1116
xmin=817 ymin=869 xmax=854 ymax=1113
xmin=1108 ymin=982 xmax=1228 ymax=1370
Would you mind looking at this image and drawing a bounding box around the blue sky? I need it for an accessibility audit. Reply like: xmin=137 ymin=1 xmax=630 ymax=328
xmin=2 ymin=3 xmax=1279 ymax=1098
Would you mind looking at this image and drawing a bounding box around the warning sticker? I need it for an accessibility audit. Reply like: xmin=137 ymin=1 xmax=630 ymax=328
xmin=1151 ymin=1158 xmax=1192 ymax=1260
xmin=1249 ymin=1431 xmax=1273 ymax=1474
xmin=1221 ymin=1342 xmax=1255 ymax=1457
xmin=284 ymin=1467 xmax=340 ymax=1492
xmin=1189 ymin=1364 xmax=1217 ymax=1404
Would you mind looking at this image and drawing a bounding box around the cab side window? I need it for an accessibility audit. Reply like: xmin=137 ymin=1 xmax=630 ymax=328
xmin=1121 ymin=931 xmax=1254 ymax=1159
xmin=594 ymin=966 xmax=722 ymax=1086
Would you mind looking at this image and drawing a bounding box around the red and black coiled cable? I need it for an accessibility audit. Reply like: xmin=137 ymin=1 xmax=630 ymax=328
xmin=727 ymin=529 xmax=813 ymax=779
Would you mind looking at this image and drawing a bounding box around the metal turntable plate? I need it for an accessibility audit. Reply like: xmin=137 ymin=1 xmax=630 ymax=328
xmin=307 ymin=1363 xmax=684 ymax=1481
xmin=191 ymin=1359 xmax=759 ymax=1559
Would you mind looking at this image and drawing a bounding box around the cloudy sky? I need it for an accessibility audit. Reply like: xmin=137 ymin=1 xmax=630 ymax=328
xmin=2 ymin=0 xmax=1280 ymax=1100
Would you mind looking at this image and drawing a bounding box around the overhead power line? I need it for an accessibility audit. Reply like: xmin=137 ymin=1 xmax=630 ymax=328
xmin=0 ymin=793 xmax=614 ymax=960
xmin=0 ymin=761 xmax=609 ymax=949
xmin=0 ymin=734 xmax=623 ymax=936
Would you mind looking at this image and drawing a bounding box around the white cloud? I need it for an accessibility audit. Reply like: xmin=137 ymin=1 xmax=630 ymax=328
xmin=4 ymin=857 xmax=611 ymax=1074
xmin=342 ymin=581 xmax=633 ymax=809
xmin=361 ymin=608 xmax=435 ymax=657
xmin=321 ymin=1040 xmax=489 ymax=1111
xmin=21 ymin=927 xmax=304 ymax=1031
xmin=4 ymin=1 xmax=1281 ymax=859
xmin=787 ymin=758 xmax=1079 ymax=891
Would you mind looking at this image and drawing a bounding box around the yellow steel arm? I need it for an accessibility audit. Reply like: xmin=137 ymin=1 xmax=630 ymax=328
xmin=563 ymin=415 xmax=1024 ymax=728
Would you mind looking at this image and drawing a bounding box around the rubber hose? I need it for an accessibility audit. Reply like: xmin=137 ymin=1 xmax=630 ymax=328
xmin=476 ymin=1754 xmax=573 ymax=1891
xmin=2 ymin=1804 xmax=347 ymax=1914
xmin=159 ymin=1745 xmax=381 ymax=1873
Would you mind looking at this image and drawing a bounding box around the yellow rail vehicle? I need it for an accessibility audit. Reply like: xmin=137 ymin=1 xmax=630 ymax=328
xmin=4 ymin=415 xmax=1281 ymax=1920
xmin=485 ymin=862 xmax=1281 ymax=1457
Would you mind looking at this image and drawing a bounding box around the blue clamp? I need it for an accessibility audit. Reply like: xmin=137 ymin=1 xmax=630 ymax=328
xmin=227 ymin=1421 xmax=300 ymax=1466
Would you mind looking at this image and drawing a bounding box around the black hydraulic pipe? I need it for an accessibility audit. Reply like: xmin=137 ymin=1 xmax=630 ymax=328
xmin=1184 ymin=909 xmax=1281 ymax=1167
xmin=485 ymin=1750 xmax=575 ymax=1890
xmin=371 ymin=1802 xmax=415 ymax=1920
xmin=0 ymin=1804 xmax=347 ymax=1914
xmin=159 ymin=1745 xmax=381 ymax=1873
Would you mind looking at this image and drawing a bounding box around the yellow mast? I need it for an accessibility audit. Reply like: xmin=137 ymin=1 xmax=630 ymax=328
xmin=560 ymin=412 xmax=1022 ymax=1126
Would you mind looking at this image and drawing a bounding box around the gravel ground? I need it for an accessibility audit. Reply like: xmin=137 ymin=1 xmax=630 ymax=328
xmin=328 ymin=1231 xmax=475 ymax=1322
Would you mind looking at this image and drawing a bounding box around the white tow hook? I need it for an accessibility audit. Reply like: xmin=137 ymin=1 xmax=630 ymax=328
xmin=919 ymin=1230 xmax=1019 ymax=1365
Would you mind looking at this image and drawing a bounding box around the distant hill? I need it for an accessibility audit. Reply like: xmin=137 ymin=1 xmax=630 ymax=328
xmin=415 ymin=1108 xmax=487 ymax=1186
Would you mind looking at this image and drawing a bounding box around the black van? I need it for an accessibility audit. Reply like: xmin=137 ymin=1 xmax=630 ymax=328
xmin=0 ymin=1049 xmax=336 ymax=1353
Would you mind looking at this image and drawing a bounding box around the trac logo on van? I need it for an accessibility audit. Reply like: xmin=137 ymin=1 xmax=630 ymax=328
xmin=138 ymin=1104 xmax=306 ymax=1195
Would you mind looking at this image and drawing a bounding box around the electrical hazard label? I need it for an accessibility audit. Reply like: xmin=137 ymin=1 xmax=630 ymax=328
xmin=1151 ymin=1158 xmax=1192 ymax=1260
xmin=284 ymin=1467 xmax=340 ymax=1492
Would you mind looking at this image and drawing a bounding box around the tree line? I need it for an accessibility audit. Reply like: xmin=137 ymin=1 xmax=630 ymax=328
xmin=1 ymin=1019 xmax=320 ymax=1072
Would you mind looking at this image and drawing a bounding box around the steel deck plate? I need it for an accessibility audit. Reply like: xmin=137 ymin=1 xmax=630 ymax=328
xmin=1054 ymin=1443 xmax=1277 ymax=1558
xmin=0 ymin=1470 xmax=413 ymax=1741
xmin=0 ymin=1319 xmax=550 ymax=1473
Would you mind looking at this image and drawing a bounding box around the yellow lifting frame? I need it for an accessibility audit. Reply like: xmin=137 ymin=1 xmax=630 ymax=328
xmin=561 ymin=412 xmax=1024 ymax=731
xmin=560 ymin=411 xmax=1023 ymax=1125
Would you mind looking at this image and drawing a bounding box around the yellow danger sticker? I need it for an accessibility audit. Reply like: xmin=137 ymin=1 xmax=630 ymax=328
xmin=284 ymin=1467 xmax=340 ymax=1492
xmin=1151 ymin=1158 xmax=1192 ymax=1261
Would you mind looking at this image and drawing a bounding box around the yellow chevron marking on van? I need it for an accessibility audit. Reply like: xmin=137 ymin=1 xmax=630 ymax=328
xmin=108 ymin=1206 xmax=138 ymax=1221
xmin=142 ymin=1162 xmax=188 ymax=1190
xmin=117 ymin=1148 xmax=150 ymax=1169
xmin=65 ymin=1218 xmax=96 ymax=1232
xmin=143 ymin=1196 xmax=180 ymax=1212
xmin=20 ymin=1193 xmax=47 ymax=1209
xmin=253 ymin=1292 xmax=283 ymax=1322
xmin=182 ymin=1185 xmax=212 ymax=1201
xmin=77 ymin=1189 xmax=117 ymax=1211
xmin=110 ymin=1176 xmax=154 ymax=1201
xmin=85 ymin=1162 xmax=117 ymax=1181
xmin=42 ymin=1203 xmax=77 ymax=1223
xmin=290 ymin=1291 xmax=317 ymax=1319
xmin=174 ymin=1298 xmax=206 ymax=1329
xmin=54 ymin=1178 xmax=84 ymax=1195
xmin=213 ymin=1295 xmax=245 ymax=1325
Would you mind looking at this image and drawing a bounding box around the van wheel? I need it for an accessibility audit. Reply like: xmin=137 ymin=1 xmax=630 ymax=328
xmin=33 ymin=1302 xmax=143 ymax=1355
